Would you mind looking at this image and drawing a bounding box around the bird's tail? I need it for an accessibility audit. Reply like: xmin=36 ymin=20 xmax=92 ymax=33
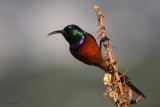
xmin=118 ymin=72 xmax=146 ymax=98
xmin=98 ymin=62 xmax=146 ymax=98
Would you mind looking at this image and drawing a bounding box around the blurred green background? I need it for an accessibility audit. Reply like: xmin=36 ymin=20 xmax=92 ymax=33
xmin=0 ymin=0 xmax=160 ymax=107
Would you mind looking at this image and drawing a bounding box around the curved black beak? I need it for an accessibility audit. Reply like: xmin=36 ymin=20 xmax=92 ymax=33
xmin=47 ymin=30 xmax=66 ymax=36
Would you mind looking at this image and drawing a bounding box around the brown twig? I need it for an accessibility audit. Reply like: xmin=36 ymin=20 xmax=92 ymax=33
xmin=92 ymin=5 xmax=143 ymax=107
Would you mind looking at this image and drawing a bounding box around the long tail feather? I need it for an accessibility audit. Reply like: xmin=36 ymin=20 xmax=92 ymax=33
xmin=98 ymin=61 xmax=146 ymax=98
xmin=118 ymin=72 xmax=146 ymax=98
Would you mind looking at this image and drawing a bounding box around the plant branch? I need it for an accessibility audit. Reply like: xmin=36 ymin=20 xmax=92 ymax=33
xmin=92 ymin=5 xmax=143 ymax=107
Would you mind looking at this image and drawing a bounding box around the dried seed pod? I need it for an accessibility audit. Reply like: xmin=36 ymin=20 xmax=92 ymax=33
xmin=92 ymin=5 xmax=100 ymax=12
xmin=103 ymin=73 xmax=112 ymax=86
xmin=109 ymin=90 xmax=119 ymax=102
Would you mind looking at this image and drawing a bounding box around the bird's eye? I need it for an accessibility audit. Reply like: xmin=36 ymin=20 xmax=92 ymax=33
xmin=68 ymin=28 xmax=73 ymax=32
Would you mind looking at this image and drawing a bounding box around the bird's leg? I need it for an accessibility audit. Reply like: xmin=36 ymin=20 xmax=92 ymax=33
xmin=99 ymin=36 xmax=110 ymax=51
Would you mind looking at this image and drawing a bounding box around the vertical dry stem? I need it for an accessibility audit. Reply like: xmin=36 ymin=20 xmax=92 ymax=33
xmin=92 ymin=5 xmax=143 ymax=107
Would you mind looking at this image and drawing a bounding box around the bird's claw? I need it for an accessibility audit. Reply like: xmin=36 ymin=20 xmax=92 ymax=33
xmin=101 ymin=36 xmax=110 ymax=42
xmin=99 ymin=36 xmax=110 ymax=51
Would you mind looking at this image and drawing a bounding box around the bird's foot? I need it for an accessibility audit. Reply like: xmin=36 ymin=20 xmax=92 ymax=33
xmin=99 ymin=36 xmax=110 ymax=51
xmin=101 ymin=36 xmax=110 ymax=42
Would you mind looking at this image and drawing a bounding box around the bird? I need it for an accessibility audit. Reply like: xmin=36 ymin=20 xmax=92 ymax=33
xmin=47 ymin=24 xmax=146 ymax=98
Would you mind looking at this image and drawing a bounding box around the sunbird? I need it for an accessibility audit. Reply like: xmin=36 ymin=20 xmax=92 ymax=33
xmin=48 ymin=24 xmax=146 ymax=98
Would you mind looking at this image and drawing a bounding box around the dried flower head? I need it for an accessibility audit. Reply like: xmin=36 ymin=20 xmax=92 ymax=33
xmin=92 ymin=5 xmax=104 ymax=26
xmin=109 ymin=90 xmax=119 ymax=102
xmin=103 ymin=73 xmax=112 ymax=86
xmin=92 ymin=5 xmax=100 ymax=12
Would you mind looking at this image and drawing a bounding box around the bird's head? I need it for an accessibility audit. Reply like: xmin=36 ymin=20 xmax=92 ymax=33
xmin=48 ymin=24 xmax=85 ymax=51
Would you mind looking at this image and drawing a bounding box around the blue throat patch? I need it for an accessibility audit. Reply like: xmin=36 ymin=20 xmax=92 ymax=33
xmin=70 ymin=35 xmax=85 ymax=51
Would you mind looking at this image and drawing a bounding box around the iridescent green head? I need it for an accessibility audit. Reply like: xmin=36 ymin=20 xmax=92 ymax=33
xmin=48 ymin=24 xmax=85 ymax=51
xmin=63 ymin=24 xmax=84 ymax=37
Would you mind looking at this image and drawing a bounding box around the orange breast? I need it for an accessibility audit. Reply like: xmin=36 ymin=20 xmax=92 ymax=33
xmin=71 ymin=32 xmax=103 ymax=66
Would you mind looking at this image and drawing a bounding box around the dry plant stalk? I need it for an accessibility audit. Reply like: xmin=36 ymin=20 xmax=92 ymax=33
xmin=92 ymin=5 xmax=143 ymax=107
